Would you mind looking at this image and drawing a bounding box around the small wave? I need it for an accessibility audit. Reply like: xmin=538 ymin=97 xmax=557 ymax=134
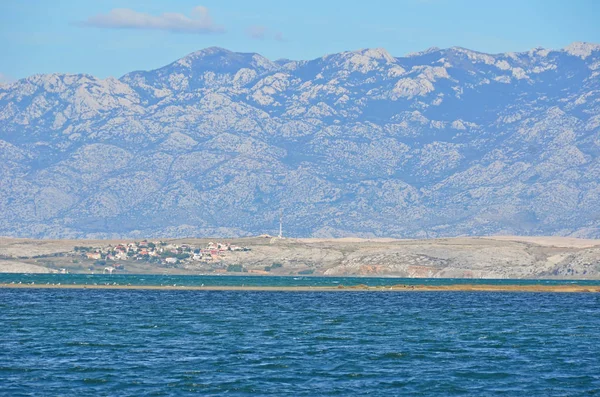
xmin=82 ymin=378 xmax=109 ymax=384
xmin=314 ymin=336 xmax=352 ymax=341
xmin=381 ymin=352 xmax=404 ymax=359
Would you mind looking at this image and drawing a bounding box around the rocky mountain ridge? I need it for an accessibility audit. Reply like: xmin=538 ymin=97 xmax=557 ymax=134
xmin=0 ymin=43 xmax=599 ymax=238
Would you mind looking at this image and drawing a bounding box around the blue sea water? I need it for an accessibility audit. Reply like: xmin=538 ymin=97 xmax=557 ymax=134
xmin=1 ymin=277 xmax=600 ymax=396
xmin=2 ymin=273 xmax=600 ymax=288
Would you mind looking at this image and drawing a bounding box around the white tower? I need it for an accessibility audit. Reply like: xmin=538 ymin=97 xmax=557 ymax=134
xmin=278 ymin=209 xmax=283 ymax=239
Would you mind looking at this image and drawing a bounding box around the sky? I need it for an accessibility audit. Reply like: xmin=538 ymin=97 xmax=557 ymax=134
xmin=1 ymin=0 xmax=599 ymax=81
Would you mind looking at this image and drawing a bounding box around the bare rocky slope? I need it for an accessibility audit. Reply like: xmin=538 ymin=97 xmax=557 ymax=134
xmin=1 ymin=236 xmax=599 ymax=279
xmin=1 ymin=43 xmax=599 ymax=238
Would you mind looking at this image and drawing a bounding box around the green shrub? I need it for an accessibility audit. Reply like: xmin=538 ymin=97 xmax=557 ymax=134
xmin=227 ymin=264 xmax=244 ymax=272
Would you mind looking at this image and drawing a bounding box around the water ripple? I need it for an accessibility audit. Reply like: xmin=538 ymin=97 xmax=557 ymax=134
xmin=1 ymin=289 xmax=599 ymax=395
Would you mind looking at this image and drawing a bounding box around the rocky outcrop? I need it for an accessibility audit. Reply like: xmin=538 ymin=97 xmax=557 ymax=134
xmin=0 ymin=44 xmax=599 ymax=238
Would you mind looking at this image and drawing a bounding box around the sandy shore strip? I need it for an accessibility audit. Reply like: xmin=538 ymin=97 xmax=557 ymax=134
xmin=1 ymin=283 xmax=600 ymax=293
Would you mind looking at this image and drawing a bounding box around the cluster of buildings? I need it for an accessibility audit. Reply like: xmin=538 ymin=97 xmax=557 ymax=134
xmin=75 ymin=240 xmax=251 ymax=269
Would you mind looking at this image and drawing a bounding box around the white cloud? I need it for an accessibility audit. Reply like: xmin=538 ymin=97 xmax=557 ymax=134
xmin=246 ymin=25 xmax=267 ymax=40
xmin=246 ymin=25 xmax=285 ymax=41
xmin=0 ymin=73 xmax=14 ymax=85
xmin=81 ymin=6 xmax=224 ymax=34
xmin=273 ymin=31 xmax=285 ymax=42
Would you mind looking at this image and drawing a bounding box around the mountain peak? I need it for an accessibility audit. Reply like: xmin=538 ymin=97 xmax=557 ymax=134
xmin=184 ymin=46 xmax=233 ymax=58
xmin=176 ymin=47 xmax=237 ymax=66
xmin=323 ymin=47 xmax=395 ymax=62
xmin=563 ymin=42 xmax=600 ymax=59
xmin=169 ymin=47 xmax=278 ymax=73
xmin=351 ymin=48 xmax=395 ymax=62
xmin=405 ymin=47 xmax=441 ymax=57
xmin=320 ymin=48 xmax=397 ymax=73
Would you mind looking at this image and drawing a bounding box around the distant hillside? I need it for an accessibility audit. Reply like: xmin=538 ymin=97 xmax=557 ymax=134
xmin=0 ymin=43 xmax=599 ymax=238
xmin=1 ymin=236 xmax=599 ymax=279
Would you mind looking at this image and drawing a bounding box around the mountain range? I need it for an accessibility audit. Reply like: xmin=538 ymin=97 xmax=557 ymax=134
xmin=1 ymin=42 xmax=599 ymax=239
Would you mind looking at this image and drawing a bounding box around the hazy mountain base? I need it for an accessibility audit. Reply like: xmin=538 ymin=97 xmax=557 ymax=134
xmin=1 ymin=236 xmax=599 ymax=279
xmin=1 ymin=43 xmax=600 ymax=239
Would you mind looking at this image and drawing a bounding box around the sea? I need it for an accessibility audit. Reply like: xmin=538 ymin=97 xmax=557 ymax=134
xmin=1 ymin=275 xmax=600 ymax=396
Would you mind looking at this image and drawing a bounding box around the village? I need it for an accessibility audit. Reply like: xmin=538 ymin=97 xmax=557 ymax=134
xmin=73 ymin=240 xmax=252 ymax=273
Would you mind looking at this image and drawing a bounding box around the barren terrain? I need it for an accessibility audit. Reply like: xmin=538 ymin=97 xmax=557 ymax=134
xmin=2 ymin=45 xmax=600 ymax=240
xmin=1 ymin=236 xmax=599 ymax=279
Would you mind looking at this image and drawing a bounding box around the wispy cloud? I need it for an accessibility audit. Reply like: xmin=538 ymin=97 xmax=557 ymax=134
xmin=245 ymin=25 xmax=285 ymax=41
xmin=80 ymin=6 xmax=224 ymax=34
xmin=246 ymin=25 xmax=267 ymax=40
xmin=0 ymin=73 xmax=14 ymax=85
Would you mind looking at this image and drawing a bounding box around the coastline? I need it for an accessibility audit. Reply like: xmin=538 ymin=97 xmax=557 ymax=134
xmin=2 ymin=235 xmax=600 ymax=279
xmin=2 ymin=283 xmax=599 ymax=293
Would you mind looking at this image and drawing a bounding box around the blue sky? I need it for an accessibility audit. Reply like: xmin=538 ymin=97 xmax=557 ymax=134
xmin=1 ymin=0 xmax=599 ymax=81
